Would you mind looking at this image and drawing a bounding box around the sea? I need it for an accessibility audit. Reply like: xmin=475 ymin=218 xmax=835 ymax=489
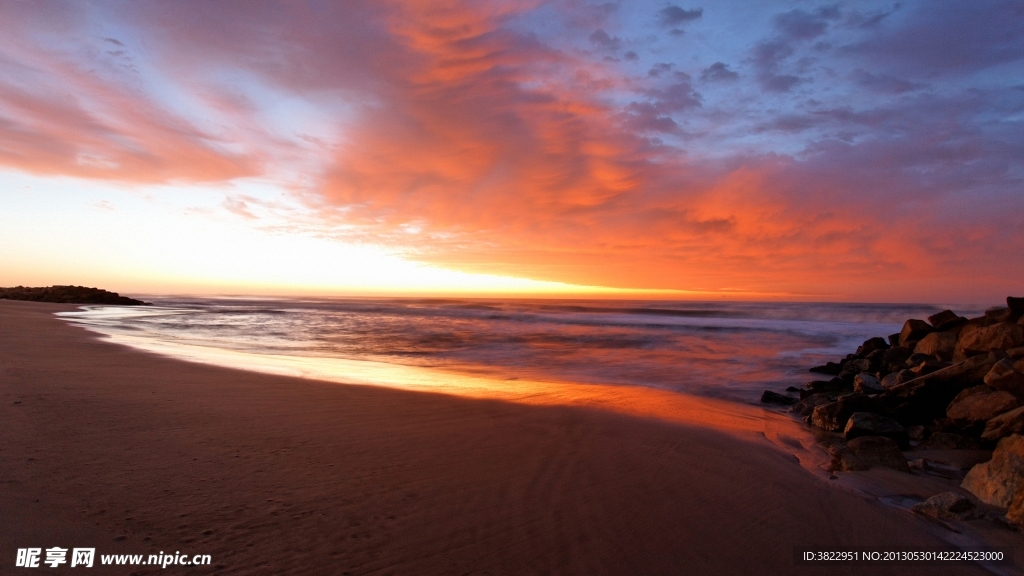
xmin=56 ymin=298 xmax=985 ymax=404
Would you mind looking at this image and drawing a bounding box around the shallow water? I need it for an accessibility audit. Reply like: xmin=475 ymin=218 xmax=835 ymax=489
xmin=56 ymin=297 xmax=981 ymax=403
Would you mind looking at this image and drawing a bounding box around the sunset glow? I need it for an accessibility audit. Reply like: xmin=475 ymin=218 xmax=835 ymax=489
xmin=1 ymin=1 xmax=1021 ymax=301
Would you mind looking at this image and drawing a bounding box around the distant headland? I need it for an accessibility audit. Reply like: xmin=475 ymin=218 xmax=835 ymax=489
xmin=0 ymin=285 xmax=150 ymax=306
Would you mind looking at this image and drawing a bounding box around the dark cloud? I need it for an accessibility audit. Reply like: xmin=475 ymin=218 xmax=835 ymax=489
xmin=588 ymin=29 xmax=621 ymax=51
xmin=848 ymin=1 xmax=1024 ymax=73
xmin=623 ymin=50 xmax=638 ymax=61
xmin=658 ymin=5 xmax=702 ymax=27
xmin=699 ymin=62 xmax=738 ymax=82
xmin=102 ymin=37 xmax=124 ymax=46
xmin=647 ymin=62 xmax=672 ymax=77
xmin=772 ymin=7 xmax=840 ymax=40
xmin=624 ymin=102 xmax=679 ymax=133
xmin=850 ymin=69 xmax=924 ymax=94
xmin=760 ymin=74 xmax=801 ymax=92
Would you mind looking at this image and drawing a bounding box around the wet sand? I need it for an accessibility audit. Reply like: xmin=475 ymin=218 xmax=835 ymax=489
xmin=0 ymin=300 xmax=993 ymax=574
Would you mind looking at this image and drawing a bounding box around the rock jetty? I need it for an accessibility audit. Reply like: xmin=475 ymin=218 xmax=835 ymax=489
xmin=0 ymin=285 xmax=149 ymax=306
xmin=762 ymin=296 xmax=1024 ymax=523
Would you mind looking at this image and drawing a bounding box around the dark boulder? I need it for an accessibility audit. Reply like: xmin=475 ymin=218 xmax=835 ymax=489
xmin=792 ymin=393 xmax=833 ymax=418
xmin=921 ymin=432 xmax=981 ymax=450
xmin=984 ymin=358 xmax=1024 ymax=400
xmin=847 ymin=436 xmax=910 ymax=472
xmin=911 ymin=492 xmax=978 ymax=521
xmin=811 ymin=394 xmax=878 ymax=432
xmin=844 ymin=412 xmax=909 ymax=449
xmin=760 ymin=390 xmax=797 ymax=405
xmin=909 ymin=359 xmax=948 ymax=378
xmin=946 ymin=389 xmax=1019 ymax=434
xmin=809 ymin=362 xmax=842 ymax=375
xmin=955 ymin=322 xmax=1024 ymax=359
xmin=986 ymin=307 xmax=1014 ymax=323
xmin=856 ymin=337 xmax=889 ymax=357
xmin=1008 ymin=296 xmax=1024 ymax=318
xmin=982 ymin=406 xmax=1024 ymax=443
xmin=899 ymin=319 xmax=934 ymax=348
xmin=928 ymin=309 xmax=967 ymax=331
xmin=914 ymin=332 xmax=957 ymax=362
xmin=882 ymin=346 xmax=913 ymax=371
xmin=853 ymin=373 xmax=884 ymax=395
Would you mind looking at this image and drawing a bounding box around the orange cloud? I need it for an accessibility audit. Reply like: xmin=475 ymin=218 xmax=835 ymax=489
xmin=0 ymin=0 xmax=1020 ymax=301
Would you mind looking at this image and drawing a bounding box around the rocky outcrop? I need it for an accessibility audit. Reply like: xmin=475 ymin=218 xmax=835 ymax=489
xmin=877 ymin=352 xmax=999 ymax=425
xmin=0 ymin=285 xmax=149 ymax=306
xmin=962 ymin=434 xmax=1024 ymax=508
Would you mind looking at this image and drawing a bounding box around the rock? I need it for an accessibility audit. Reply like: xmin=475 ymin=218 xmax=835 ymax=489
xmin=911 ymin=492 xmax=978 ymax=520
xmin=865 ymin=348 xmax=886 ymax=369
xmin=986 ymin=307 xmax=1014 ymax=323
xmin=828 ymin=443 xmax=868 ymax=471
xmin=984 ymin=358 xmax=1024 ymax=399
xmin=881 ymin=369 xmax=913 ymax=390
xmin=1009 ymin=296 xmax=1024 ymax=317
xmin=921 ymin=432 xmax=981 ymax=450
xmin=1017 ymin=358 xmax=1024 ymax=373
xmin=805 ymin=378 xmax=852 ymax=395
xmin=982 ymin=406 xmax=1024 ymax=443
xmin=914 ymin=332 xmax=957 ymax=362
xmin=844 ymin=412 xmax=909 ymax=449
xmin=842 ymin=358 xmax=871 ymax=374
xmin=853 ymin=373 xmax=884 ymax=394
xmin=811 ymin=394 xmax=878 ymax=432
xmin=1007 ymin=482 xmax=1024 ymax=526
xmin=856 ymin=337 xmax=889 ymax=356
xmin=809 ymin=362 xmax=842 ymax=375
xmin=878 ymin=353 xmax=1000 ymax=424
xmin=946 ymin=389 xmax=1018 ymax=433
xmin=962 ymin=434 xmax=1024 ymax=508
xmin=1007 ymin=346 xmax=1024 ymax=360
xmin=882 ymin=346 xmax=913 ymax=371
xmin=760 ymin=390 xmax=797 ymax=405
xmin=928 ymin=310 xmax=967 ymax=331
xmin=910 ymin=359 xmax=948 ymax=377
xmin=792 ymin=393 xmax=833 ymax=418
xmin=905 ymin=353 xmax=935 ymax=368
xmin=899 ymin=319 xmax=934 ymax=347
xmin=950 ymin=384 xmax=992 ymax=404
xmin=785 ymin=386 xmax=802 ymax=393
xmin=956 ymin=322 xmax=1024 ymax=358
xmin=887 ymin=333 xmax=901 ymax=346
xmin=847 ymin=436 xmax=911 ymax=472
xmin=906 ymin=425 xmax=929 ymax=441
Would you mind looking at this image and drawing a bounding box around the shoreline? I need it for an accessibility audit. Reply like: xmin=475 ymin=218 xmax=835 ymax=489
xmin=0 ymin=300 xmax=1009 ymax=574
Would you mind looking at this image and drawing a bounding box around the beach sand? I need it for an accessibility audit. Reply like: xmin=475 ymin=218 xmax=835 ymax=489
xmin=0 ymin=300 xmax=998 ymax=574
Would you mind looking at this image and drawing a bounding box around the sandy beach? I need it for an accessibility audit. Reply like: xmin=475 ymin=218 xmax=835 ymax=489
xmin=0 ymin=300 xmax=998 ymax=575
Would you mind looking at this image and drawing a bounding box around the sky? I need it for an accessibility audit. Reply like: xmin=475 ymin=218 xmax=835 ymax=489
xmin=0 ymin=0 xmax=1021 ymax=302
